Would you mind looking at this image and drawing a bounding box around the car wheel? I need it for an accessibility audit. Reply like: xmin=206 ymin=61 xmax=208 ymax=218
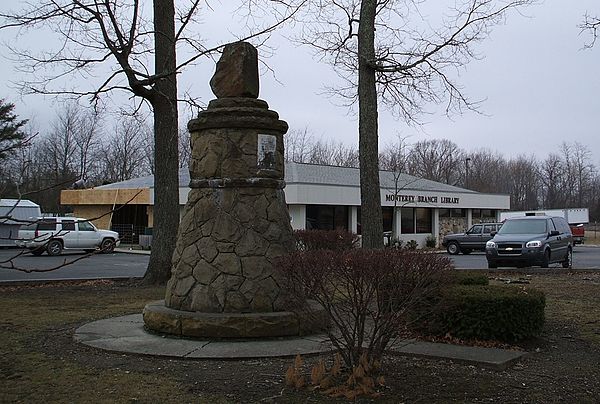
xmin=30 ymin=247 xmax=44 ymax=256
xmin=46 ymin=240 xmax=63 ymax=256
xmin=488 ymin=261 xmax=498 ymax=269
xmin=562 ymin=248 xmax=572 ymax=269
xmin=100 ymin=238 xmax=115 ymax=253
xmin=462 ymin=249 xmax=472 ymax=255
xmin=541 ymin=249 xmax=550 ymax=268
xmin=447 ymin=242 xmax=460 ymax=255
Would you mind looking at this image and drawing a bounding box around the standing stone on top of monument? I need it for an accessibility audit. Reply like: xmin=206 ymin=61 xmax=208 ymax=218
xmin=143 ymin=41 xmax=326 ymax=339
xmin=210 ymin=42 xmax=259 ymax=99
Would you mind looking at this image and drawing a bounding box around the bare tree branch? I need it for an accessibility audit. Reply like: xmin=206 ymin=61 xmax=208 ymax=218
xmin=580 ymin=12 xmax=600 ymax=49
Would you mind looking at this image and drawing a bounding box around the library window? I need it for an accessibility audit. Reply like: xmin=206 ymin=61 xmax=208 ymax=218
xmin=439 ymin=208 xmax=466 ymax=218
xmin=306 ymin=205 xmax=349 ymax=230
xmin=401 ymin=208 xmax=432 ymax=234
xmin=357 ymin=207 xmax=394 ymax=234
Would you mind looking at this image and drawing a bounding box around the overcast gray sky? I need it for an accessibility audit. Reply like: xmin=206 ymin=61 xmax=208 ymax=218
xmin=1 ymin=1 xmax=598 ymax=163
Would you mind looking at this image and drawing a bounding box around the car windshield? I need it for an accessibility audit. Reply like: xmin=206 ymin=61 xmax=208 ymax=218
xmin=468 ymin=225 xmax=482 ymax=234
xmin=498 ymin=219 xmax=547 ymax=235
xmin=78 ymin=221 xmax=95 ymax=231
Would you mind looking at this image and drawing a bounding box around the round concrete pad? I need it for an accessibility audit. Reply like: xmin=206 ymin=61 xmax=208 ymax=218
xmin=75 ymin=314 xmax=334 ymax=359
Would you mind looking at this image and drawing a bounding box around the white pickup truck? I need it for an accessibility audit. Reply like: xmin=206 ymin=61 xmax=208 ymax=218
xmin=16 ymin=217 xmax=120 ymax=256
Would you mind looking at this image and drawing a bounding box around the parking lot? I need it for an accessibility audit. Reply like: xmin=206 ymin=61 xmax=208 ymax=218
xmin=1 ymin=245 xmax=599 ymax=282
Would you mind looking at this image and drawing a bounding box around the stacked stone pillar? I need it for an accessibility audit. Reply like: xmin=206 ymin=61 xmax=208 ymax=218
xmin=143 ymin=42 xmax=325 ymax=338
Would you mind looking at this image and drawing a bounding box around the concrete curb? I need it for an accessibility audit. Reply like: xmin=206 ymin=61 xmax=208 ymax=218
xmin=115 ymin=248 xmax=150 ymax=255
xmin=388 ymin=339 xmax=527 ymax=371
xmin=0 ymin=277 xmax=143 ymax=286
xmin=75 ymin=314 xmax=334 ymax=359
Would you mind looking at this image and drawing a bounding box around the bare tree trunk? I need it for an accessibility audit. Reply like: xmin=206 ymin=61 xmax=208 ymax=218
xmin=358 ymin=0 xmax=383 ymax=249
xmin=143 ymin=0 xmax=180 ymax=284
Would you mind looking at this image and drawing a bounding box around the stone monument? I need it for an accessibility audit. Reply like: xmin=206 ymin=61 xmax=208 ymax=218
xmin=143 ymin=42 xmax=325 ymax=338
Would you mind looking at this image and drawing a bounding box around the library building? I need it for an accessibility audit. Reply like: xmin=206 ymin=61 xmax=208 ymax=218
xmin=61 ymin=162 xmax=510 ymax=246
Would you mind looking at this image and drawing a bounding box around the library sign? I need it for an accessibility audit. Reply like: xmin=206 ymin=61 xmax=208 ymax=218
xmin=385 ymin=194 xmax=460 ymax=204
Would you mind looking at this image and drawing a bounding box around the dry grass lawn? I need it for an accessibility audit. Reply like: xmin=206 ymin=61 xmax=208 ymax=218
xmin=1 ymin=273 xmax=599 ymax=403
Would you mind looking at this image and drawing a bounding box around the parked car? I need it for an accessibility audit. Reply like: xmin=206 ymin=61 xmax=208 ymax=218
xmin=485 ymin=216 xmax=572 ymax=269
xmin=16 ymin=217 xmax=120 ymax=256
xmin=442 ymin=223 xmax=503 ymax=255
xmin=570 ymin=224 xmax=585 ymax=244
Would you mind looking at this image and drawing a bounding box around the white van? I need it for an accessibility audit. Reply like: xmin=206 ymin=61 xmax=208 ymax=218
xmin=16 ymin=217 xmax=120 ymax=256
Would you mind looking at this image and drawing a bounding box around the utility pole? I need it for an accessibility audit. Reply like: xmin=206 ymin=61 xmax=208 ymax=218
xmin=465 ymin=157 xmax=471 ymax=189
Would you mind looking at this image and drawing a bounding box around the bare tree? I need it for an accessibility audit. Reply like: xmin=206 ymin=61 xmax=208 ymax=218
xmin=38 ymin=102 xmax=104 ymax=187
xmin=558 ymin=142 xmax=578 ymax=207
xmin=407 ymin=139 xmax=464 ymax=185
xmin=539 ymin=153 xmax=563 ymax=208
xmin=310 ymin=139 xmax=359 ymax=167
xmin=26 ymin=108 xmax=83 ymax=212
xmin=379 ymin=134 xmax=414 ymax=239
xmin=1 ymin=1 xmax=301 ymax=283
xmin=0 ymin=143 xmax=32 ymax=195
xmin=5 ymin=104 xmax=102 ymax=212
xmin=506 ymin=155 xmax=539 ymax=211
xmin=73 ymin=106 xmax=104 ymax=185
xmin=100 ymin=116 xmax=150 ymax=183
xmin=293 ymin=0 xmax=533 ymax=248
xmin=178 ymin=127 xmax=191 ymax=171
xmin=463 ymin=149 xmax=508 ymax=194
xmin=580 ymin=13 xmax=600 ymax=48
xmin=589 ymin=175 xmax=600 ymax=222
xmin=570 ymin=142 xmax=596 ymax=208
xmin=0 ymin=0 xmax=181 ymax=282
xmin=284 ymin=128 xmax=359 ymax=167
xmin=137 ymin=120 xmax=155 ymax=176
xmin=466 ymin=149 xmax=541 ymax=210
xmin=379 ymin=134 xmax=410 ymax=173
xmin=285 ymin=128 xmax=316 ymax=163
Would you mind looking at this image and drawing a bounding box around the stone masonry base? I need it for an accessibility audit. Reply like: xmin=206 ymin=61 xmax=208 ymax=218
xmin=143 ymin=300 xmax=328 ymax=338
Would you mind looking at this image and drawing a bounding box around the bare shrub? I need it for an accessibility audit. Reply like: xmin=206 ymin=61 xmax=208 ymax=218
xmin=278 ymin=248 xmax=453 ymax=369
xmin=294 ymin=229 xmax=359 ymax=251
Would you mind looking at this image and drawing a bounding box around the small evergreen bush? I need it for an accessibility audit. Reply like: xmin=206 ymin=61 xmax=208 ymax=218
xmin=388 ymin=238 xmax=404 ymax=249
xmin=415 ymin=285 xmax=545 ymax=342
xmin=405 ymin=240 xmax=418 ymax=250
xmin=425 ymin=235 xmax=437 ymax=248
xmin=384 ymin=233 xmax=403 ymax=249
xmin=450 ymin=271 xmax=489 ymax=286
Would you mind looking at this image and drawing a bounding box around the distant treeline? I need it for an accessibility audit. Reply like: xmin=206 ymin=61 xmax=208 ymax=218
xmin=2 ymin=106 xmax=598 ymax=222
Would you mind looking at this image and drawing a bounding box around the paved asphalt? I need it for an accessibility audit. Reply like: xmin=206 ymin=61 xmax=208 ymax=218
xmin=0 ymin=248 xmax=149 ymax=282
xmin=1 ymin=245 xmax=599 ymax=282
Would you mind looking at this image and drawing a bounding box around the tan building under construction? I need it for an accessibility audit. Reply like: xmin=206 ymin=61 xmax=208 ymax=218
xmin=61 ymin=185 xmax=153 ymax=243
